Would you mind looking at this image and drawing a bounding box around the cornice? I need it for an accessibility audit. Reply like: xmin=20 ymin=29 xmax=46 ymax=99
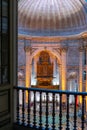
xmin=18 ymin=31 xmax=87 ymax=42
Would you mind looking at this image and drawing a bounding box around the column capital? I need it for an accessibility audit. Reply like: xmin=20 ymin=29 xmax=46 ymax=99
xmin=79 ymin=46 xmax=84 ymax=52
xmin=24 ymin=46 xmax=32 ymax=53
xmin=61 ymin=46 xmax=68 ymax=53
xmin=84 ymin=45 xmax=87 ymax=50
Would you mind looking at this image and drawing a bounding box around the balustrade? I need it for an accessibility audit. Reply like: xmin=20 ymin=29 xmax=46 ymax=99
xmin=14 ymin=86 xmax=87 ymax=130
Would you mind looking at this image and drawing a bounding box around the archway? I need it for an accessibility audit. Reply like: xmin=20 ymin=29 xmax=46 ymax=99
xmin=31 ymin=49 xmax=61 ymax=90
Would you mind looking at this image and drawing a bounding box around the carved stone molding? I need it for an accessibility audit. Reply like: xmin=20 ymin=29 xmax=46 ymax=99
xmin=61 ymin=46 xmax=68 ymax=53
xmin=24 ymin=46 xmax=32 ymax=53
xmin=79 ymin=38 xmax=87 ymax=48
xmin=30 ymin=48 xmax=38 ymax=55
xmin=79 ymin=38 xmax=87 ymax=50
xmin=24 ymin=46 xmax=38 ymax=55
xmin=53 ymin=48 xmax=61 ymax=55
xmin=84 ymin=46 xmax=87 ymax=50
xmin=79 ymin=46 xmax=84 ymax=52
xmin=67 ymin=65 xmax=79 ymax=70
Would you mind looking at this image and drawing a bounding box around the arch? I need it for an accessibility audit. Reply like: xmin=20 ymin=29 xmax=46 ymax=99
xmin=30 ymin=47 xmax=61 ymax=87
xmin=31 ymin=47 xmax=61 ymax=65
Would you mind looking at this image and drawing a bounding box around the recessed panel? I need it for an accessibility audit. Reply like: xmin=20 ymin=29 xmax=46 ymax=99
xmin=0 ymin=90 xmax=10 ymax=116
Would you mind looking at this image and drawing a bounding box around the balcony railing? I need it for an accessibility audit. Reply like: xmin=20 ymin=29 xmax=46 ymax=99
xmin=14 ymin=86 xmax=87 ymax=130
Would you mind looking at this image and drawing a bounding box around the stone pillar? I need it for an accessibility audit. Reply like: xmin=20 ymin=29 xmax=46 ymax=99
xmin=54 ymin=57 xmax=56 ymax=77
xmin=34 ymin=56 xmax=38 ymax=77
xmin=61 ymin=47 xmax=67 ymax=91
xmin=56 ymin=58 xmax=60 ymax=86
xmin=24 ymin=46 xmax=32 ymax=88
xmin=52 ymin=57 xmax=56 ymax=85
xmin=79 ymin=47 xmax=83 ymax=104
xmin=58 ymin=64 xmax=62 ymax=90
xmin=85 ymin=46 xmax=87 ymax=111
xmin=24 ymin=46 xmax=32 ymax=102
xmin=34 ymin=56 xmax=38 ymax=85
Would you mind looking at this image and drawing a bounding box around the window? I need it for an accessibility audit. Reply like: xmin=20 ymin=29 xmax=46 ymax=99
xmin=83 ymin=71 xmax=86 ymax=81
xmin=84 ymin=50 xmax=86 ymax=65
xmin=0 ymin=0 xmax=10 ymax=84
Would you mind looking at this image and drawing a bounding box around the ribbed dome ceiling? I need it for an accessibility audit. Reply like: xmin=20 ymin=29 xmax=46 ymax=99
xmin=18 ymin=0 xmax=87 ymax=36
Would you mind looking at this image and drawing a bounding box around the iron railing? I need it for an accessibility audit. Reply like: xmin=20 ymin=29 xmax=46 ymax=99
xmin=14 ymin=86 xmax=87 ymax=130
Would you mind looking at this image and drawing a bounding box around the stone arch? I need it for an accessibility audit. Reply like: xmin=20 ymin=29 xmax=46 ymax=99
xmin=30 ymin=47 xmax=61 ymax=87
xmin=31 ymin=47 xmax=61 ymax=65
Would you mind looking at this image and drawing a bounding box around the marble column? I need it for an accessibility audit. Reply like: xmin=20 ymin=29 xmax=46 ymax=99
xmin=61 ymin=47 xmax=67 ymax=91
xmin=79 ymin=47 xmax=83 ymax=104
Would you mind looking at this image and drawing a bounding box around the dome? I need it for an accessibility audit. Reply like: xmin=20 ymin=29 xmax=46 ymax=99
xmin=18 ymin=0 xmax=87 ymax=36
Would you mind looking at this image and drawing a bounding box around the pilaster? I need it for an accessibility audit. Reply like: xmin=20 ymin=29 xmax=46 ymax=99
xmin=79 ymin=46 xmax=84 ymax=103
xmin=85 ymin=45 xmax=87 ymax=111
xmin=34 ymin=56 xmax=38 ymax=84
xmin=24 ymin=46 xmax=32 ymax=88
xmin=61 ymin=47 xmax=68 ymax=91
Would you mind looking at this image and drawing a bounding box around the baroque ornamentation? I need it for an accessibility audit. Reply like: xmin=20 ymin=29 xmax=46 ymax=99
xmin=24 ymin=46 xmax=32 ymax=53
xmin=24 ymin=46 xmax=38 ymax=55
xmin=61 ymin=46 xmax=68 ymax=53
xmin=53 ymin=48 xmax=61 ymax=55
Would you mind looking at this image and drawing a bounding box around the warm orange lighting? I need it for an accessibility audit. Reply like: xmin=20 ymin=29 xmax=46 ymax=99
xmin=79 ymin=83 xmax=82 ymax=104
xmin=86 ymin=97 xmax=87 ymax=112
xmin=79 ymin=96 xmax=82 ymax=104
xmin=79 ymin=76 xmax=82 ymax=104
xmin=61 ymin=66 xmax=66 ymax=91
xmin=25 ymin=76 xmax=31 ymax=103
xmin=25 ymin=91 xmax=28 ymax=103
xmin=86 ymin=65 xmax=87 ymax=111
xmin=62 ymin=80 xmax=66 ymax=91
xmin=25 ymin=69 xmax=31 ymax=103
xmin=86 ymin=96 xmax=87 ymax=112
xmin=61 ymin=50 xmax=66 ymax=91
xmin=79 ymin=51 xmax=83 ymax=104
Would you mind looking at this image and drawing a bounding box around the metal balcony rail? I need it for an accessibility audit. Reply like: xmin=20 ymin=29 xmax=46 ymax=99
xmin=14 ymin=86 xmax=87 ymax=130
